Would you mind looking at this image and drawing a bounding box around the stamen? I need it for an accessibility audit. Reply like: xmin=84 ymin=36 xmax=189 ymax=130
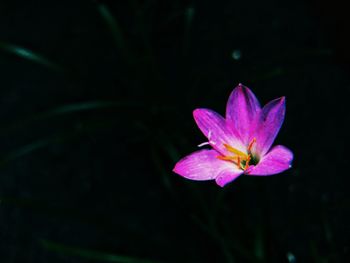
xmin=237 ymin=156 xmax=241 ymax=169
xmin=245 ymin=155 xmax=251 ymax=170
xmin=247 ymin=138 xmax=256 ymax=152
xmin=217 ymin=155 xmax=229 ymax=161
xmin=217 ymin=155 xmax=235 ymax=162
xmin=216 ymin=155 xmax=241 ymax=165
xmin=223 ymin=144 xmax=248 ymax=158
xmin=218 ymin=142 xmax=256 ymax=171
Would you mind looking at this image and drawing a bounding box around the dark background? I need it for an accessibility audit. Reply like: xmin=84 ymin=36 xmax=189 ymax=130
xmin=0 ymin=0 xmax=348 ymax=262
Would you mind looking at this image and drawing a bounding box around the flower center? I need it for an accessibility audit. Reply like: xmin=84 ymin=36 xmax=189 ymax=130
xmin=217 ymin=138 xmax=258 ymax=170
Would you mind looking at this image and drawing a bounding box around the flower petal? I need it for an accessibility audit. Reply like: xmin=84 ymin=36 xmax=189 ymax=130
xmin=215 ymin=169 xmax=243 ymax=187
xmin=193 ymin=108 xmax=244 ymax=155
xmin=226 ymin=84 xmax=261 ymax=144
xmin=254 ymin=97 xmax=286 ymax=156
xmin=246 ymin=145 xmax=293 ymax=176
xmin=173 ymin=149 xmax=242 ymax=184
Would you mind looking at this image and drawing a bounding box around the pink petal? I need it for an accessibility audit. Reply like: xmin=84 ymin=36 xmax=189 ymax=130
xmin=245 ymin=145 xmax=293 ymax=176
xmin=254 ymin=97 xmax=286 ymax=156
xmin=173 ymin=149 xmax=242 ymax=185
xmin=226 ymin=84 xmax=261 ymax=145
xmin=193 ymin=108 xmax=245 ymax=156
xmin=215 ymin=169 xmax=243 ymax=187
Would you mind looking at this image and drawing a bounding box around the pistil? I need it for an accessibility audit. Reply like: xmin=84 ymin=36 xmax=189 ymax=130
xmin=247 ymin=138 xmax=256 ymax=152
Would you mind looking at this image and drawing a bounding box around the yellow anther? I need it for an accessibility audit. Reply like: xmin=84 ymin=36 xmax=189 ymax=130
xmin=223 ymin=144 xmax=248 ymax=158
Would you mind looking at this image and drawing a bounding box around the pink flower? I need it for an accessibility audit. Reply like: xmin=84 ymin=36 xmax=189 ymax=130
xmin=173 ymin=84 xmax=293 ymax=187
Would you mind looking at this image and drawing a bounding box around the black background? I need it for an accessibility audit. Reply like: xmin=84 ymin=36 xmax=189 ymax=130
xmin=0 ymin=0 xmax=348 ymax=262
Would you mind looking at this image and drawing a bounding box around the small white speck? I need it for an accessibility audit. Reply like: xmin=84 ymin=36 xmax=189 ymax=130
xmin=231 ymin=49 xmax=241 ymax=60
xmin=286 ymin=252 xmax=296 ymax=263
